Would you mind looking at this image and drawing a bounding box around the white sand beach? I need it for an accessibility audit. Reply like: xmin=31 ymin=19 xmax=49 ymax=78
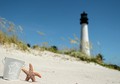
xmin=0 ymin=45 xmax=120 ymax=84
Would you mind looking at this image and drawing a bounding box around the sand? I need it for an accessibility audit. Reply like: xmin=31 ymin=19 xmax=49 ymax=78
xmin=0 ymin=45 xmax=120 ymax=84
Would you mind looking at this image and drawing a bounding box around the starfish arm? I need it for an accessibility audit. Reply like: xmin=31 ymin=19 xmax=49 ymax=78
xmin=34 ymin=72 xmax=42 ymax=78
xmin=31 ymin=76 xmax=36 ymax=82
xmin=25 ymin=76 xmax=30 ymax=81
xmin=22 ymin=68 xmax=29 ymax=75
xmin=29 ymin=63 xmax=34 ymax=72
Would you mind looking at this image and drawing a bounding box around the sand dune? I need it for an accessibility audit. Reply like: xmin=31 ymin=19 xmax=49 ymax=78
xmin=0 ymin=45 xmax=120 ymax=84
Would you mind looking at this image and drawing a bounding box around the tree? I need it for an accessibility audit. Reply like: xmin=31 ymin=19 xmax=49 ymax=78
xmin=96 ymin=53 xmax=104 ymax=63
xmin=27 ymin=43 xmax=31 ymax=48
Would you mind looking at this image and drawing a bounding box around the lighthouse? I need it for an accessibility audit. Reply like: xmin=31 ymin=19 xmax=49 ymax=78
xmin=80 ymin=11 xmax=90 ymax=56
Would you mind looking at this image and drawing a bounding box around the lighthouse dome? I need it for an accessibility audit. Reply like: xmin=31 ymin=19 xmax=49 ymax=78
xmin=80 ymin=11 xmax=88 ymax=24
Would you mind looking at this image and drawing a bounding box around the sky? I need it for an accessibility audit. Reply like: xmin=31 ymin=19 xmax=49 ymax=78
xmin=0 ymin=0 xmax=120 ymax=65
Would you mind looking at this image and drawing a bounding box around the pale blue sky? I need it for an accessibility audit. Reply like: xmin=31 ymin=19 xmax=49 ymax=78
xmin=0 ymin=0 xmax=120 ymax=65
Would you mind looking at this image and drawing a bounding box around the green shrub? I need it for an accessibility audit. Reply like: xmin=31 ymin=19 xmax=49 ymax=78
xmin=32 ymin=45 xmax=40 ymax=49
xmin=95 ymin=53 xmax=104 ymax=63
xmin=62 ymin=49 xmax=76 ymax=55
xmin=100 ymin=63 xmax=120 ymax=71
xmin=48 ymin=45 xmax=58 ymax=53
xmin=16 ymin=42 xmax=28 ymax=51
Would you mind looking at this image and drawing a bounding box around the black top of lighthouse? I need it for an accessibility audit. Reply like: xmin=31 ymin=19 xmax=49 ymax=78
xmin=80 ymin=11 xmax=88 ymax=24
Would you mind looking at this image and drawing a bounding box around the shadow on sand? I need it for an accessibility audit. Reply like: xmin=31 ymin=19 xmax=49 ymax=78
xmin=0 ymin=76 xmax=3 ymax=79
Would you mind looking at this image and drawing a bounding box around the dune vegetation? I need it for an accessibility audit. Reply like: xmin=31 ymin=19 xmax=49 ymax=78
xmin=0 ymin=17 xmax=120 ymax=71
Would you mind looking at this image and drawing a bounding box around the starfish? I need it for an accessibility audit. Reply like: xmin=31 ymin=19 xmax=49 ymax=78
xmin=22 ymin=63 xmax=41 ymax=82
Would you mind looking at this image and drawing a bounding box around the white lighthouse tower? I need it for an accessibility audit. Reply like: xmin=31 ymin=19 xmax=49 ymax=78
xmin=80 ymin=11 xmax=90 ymax=56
